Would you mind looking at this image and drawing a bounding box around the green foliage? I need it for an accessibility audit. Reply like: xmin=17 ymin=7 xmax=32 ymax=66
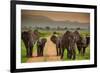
xmin=39 ymin=31 xmax=52 ymax=37
xmin=80 ymin=31 xmax=90 ymax=37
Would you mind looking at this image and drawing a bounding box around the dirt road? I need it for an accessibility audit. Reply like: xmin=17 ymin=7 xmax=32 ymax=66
xmin=27 ymin=36 xmax=61 ymax=63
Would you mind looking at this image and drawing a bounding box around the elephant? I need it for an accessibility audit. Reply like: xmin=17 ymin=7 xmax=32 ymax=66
xmin=73 ymin=31 xmax=90 ymax=55
xmin=86 ymin=36 xmax=90 ymax=46
xmin=50 ymin=32 xmax=62 ymax=56
xmin=37 ymin=38 xmax=47 ymax=56
xmin=61 ymin=31 xmax=76 ymax=60
xmin=73 ymin=31 xmax=82 ymax=54
xmin=22 ymin=30 xmax=39 ymax=57
xmin=76 ymin=36 xmax=89 ymax=55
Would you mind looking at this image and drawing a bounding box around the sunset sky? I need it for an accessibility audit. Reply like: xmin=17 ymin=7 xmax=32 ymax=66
xmin=22 ymin=10 xmax=90 ymax=23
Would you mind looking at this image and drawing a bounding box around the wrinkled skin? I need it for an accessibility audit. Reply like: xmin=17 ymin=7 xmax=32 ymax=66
xmin=51 ymin=30 xmax=90 ymax=59
xmin=86 ymin=36 xmax=90 ymax=46
xmin=73 ymin=31 xmax=90 ymax=55
xmin=50 ymin=35 xmax=62 ymax=56
xmin=79 ymin=36 xmax=90 ymax=55
xmin=50 ymin=35 xmax=57 ymax=44
xmin=61 ymin=31 xmax=76 ymax=60
xmin=37 ymin=38 xmax=47 ymax=56
xmin=22 ymin=30 xmax=39 ymax=57
xmin=73 ymin=31 xmax=81 ymax=54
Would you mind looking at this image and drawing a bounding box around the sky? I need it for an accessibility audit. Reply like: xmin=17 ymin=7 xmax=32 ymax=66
xmin=22 ymin=10 xmax=90 ymax=23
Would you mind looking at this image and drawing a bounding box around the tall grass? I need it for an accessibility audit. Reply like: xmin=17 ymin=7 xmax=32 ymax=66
xmin=21 ymin=40 xmax=28 ymax=63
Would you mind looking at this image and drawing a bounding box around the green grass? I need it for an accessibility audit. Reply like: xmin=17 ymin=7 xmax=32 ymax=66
xmin=80 ymin=31 xmax=90 ymax=37
xmin=39 ymin=31 xmax=51 ymax=37
xmin=21 ymin=40 xmax=28 ymax=63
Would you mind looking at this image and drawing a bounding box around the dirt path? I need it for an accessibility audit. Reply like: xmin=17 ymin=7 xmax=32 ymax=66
xmin=27 ymin=36 xmax=61 ymax=63
xmin=44 ymin=36 xmax=57 ymax=56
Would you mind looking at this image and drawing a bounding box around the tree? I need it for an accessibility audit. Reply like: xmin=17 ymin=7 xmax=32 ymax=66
xmin=45 ymin=26 xmax=50 ymax=30
xmin=76 ymin=27 xmax=81 ymax=30
xmin=64 ymin=27 xmax=68 ymax=30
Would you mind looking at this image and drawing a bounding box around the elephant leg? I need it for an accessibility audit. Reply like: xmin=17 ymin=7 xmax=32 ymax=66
xmin=26 ymin=48 xmax=29 ymax=57
xmin=61 ymin=48 xmax=64 ymax=59
xmin=37 ymin=47 xmax=40 ymax=57
xmin=30 ymin=47 xmax=33 ymax=57
xmin=40 ymin=48 xmax=42 ymax=56
xmin=27 ymin=46 xmax=31 ymax=57
xmin=56 ymin=48 xmax=59 ymax=56
xmin=58 ymin=44 xmax=61 ymax=56
xmin=58 ymin=48 xmax=60 ymax=56
xmin=67 ymin=50 xmax=71 ymax=59
xmin=28 ymin=45 xmax=33 ymax=57
xmin=72 ymin=49 xmax=76 ymax=60
xmin=67 ymin=51 xmax=69 ymax=59
xmin=59 ymin=48 xmax=61 ymax=56
xmin=39 ymin=48 xmax=41 ymax=56
xmin=83 ymin=47 xmax=86 ymax=56
xmin=29 ymin=48 xmax=31 ymax=57
xmin=77 ymin=46 xmax=81 ymax=54
xmin=42 ymin=48 xmax=44 ymax=56
xmin=28 ymin=48 xmax=31 ymax=57
xmin=39 ymin=49 xmax=41 ymax=56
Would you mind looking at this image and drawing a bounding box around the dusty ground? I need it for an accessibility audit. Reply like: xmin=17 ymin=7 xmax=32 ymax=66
xmin=27 ymin=36 xmax=61 ymax=63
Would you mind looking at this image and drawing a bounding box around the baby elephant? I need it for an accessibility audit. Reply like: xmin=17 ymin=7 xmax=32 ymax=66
xmin=37 ymin=38 xmax=47 ymax=56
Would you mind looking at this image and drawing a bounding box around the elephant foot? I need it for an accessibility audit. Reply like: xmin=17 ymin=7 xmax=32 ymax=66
xmin=60 ymin=56 xmax=63 ymax=59
xmin=26 ymin=55 xmax=31 ymax=58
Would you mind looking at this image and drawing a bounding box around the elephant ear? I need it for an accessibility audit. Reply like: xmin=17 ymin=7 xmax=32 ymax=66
xmin=86 ymin=36 xmax=90 ymax=46
xmin=37 ymin=39 xmax=42 ymax=46
xmin=22 ymin=31 xmax=29 ymax=42
xmin=41 ymin=38 xmax=47 ymax=44
xmin=73 ymin=31 xmax=80 ymax=42
xmin=50 ymin=35 xmax=57 ymax=44
xmin=82 ymin=36 xmax=86 ymax=42
xmin=32 ymin=30 xmax=40 ymax=41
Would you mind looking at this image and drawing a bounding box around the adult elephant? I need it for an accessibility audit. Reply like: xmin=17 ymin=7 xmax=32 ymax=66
xmin=61 ymin=31 xmax=76 ymax=60
xmin=50 ymin=33 xmax=62 ymax=56
xmin=22 ymin=30 xmax=39 ymax=57
xmin=73 ymin=31 xmax=81 ymax=54
xmin=37 ymin=38 xmax=47 ymax=56
xmin=77 ymin=36 xmax=90 ymax=55
xmin=73 ymin=31 xmax=90 ymax=55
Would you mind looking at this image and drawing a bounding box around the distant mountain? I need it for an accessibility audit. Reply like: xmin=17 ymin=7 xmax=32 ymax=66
xmin=21 ymin=15 xmax=90 ymax=29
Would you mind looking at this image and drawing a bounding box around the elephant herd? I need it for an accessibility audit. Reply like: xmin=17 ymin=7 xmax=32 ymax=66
xmin=51 ymin=31 xmax=90 ymax=60
xmin=22 ymin=30 xmax=47 ymax=57
xmin=22 ymin=30 xmax=90 ymax=60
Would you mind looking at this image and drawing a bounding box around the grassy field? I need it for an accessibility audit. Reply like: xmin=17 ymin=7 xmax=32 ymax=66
xmin=21 ymin=29 xmax=90 ymax=63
